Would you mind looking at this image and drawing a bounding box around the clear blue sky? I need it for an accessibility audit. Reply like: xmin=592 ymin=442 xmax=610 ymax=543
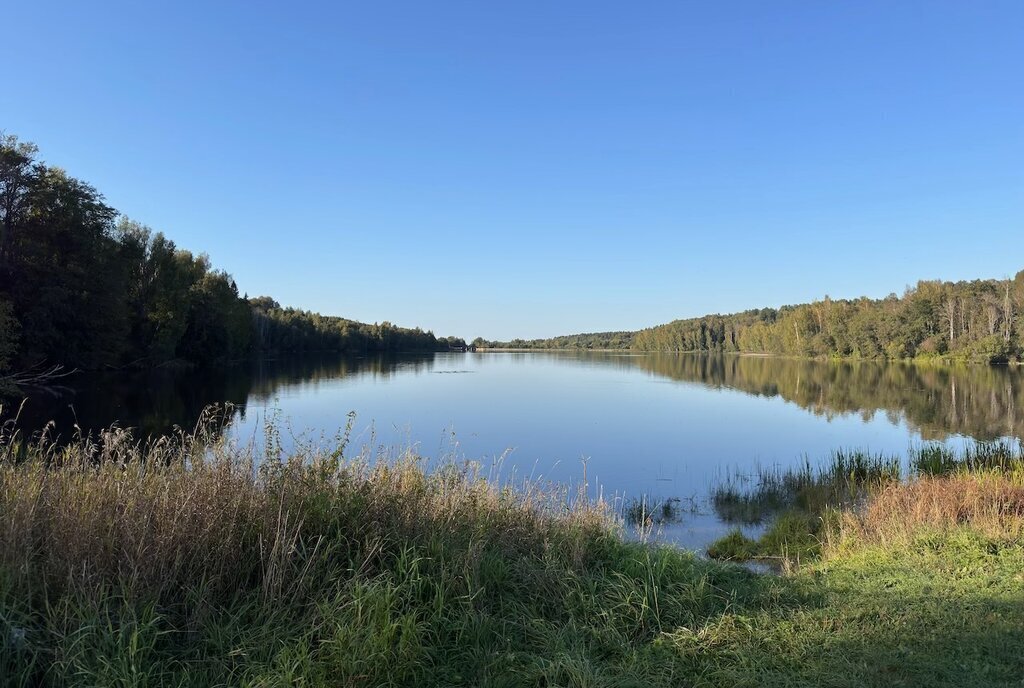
xmin=3 ymin=1 xmax=1022 ymax=340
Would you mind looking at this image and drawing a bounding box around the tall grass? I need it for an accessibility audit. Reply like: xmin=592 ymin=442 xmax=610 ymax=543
xmin=0 ymin=408 xmax=774 ymax=687
xmin=711 ymin=449 xmax=900 ymax=526
xmin=910 ymin=439 xmax=1024 ymax=476
xmin=832 ymin=470 xmax=1024 ymax=549
xmin=709 ymin=442 xmax=1024 ymax=565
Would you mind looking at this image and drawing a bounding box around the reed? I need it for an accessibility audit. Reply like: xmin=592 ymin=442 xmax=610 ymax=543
xmin=710 ymin=449 xmax=900 ymax=527
xmin=621 ymin=495 xmax=692 ymax=528
xmin=910 ymin=439 xmax=1024 ymax=476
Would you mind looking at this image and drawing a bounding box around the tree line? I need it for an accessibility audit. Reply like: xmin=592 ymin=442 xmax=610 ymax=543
xmin=0 ymin=134 xmax=453 ymax=385
xmin=249 ymin=297 xmax=464 ymax=355
xmin=475 ymin=276 xmax=1024 ymax=364
xmin=471 ymin=331 xmax=635 ymax=350
xmin=632 ymin=277 xmax=1024 ymax=363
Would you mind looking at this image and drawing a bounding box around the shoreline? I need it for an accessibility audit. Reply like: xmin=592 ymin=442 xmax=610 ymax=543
xmin=472 ymin=347 xmax=1021 ymax=366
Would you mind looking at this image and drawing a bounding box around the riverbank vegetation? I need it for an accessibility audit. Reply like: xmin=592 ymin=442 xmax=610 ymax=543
xmin=707 ymin=441 xmax=1024 ymax=565
xmin=633 ymin=275 xmax=1024 ymax=362
xmin=0 ymin=134 xmax=454 ymax=385
xmin=1 ymin=417 xmax=1021 ymax=686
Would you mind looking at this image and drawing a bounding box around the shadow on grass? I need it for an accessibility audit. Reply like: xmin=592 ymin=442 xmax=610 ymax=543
xmin=674 ymin=552 xmax=1024 ymax=688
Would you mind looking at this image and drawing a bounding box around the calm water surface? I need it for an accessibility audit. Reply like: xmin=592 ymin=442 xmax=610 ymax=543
xmin=14 ymin=352 xmax=1024 ymax=550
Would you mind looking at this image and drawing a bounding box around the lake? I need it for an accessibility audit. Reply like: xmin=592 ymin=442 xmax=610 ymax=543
xmin=11 ymin=352 xmax=1024 ymax=550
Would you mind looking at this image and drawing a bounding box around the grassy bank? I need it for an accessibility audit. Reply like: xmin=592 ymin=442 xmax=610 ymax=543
xmin=0 ymin=417 xmax=1021 ymax=686
xmin=707 ymin=442 xmax=1024 ymax=563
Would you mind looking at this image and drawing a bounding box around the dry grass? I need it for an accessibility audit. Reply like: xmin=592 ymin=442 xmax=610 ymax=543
xmin=0 ymin=411 xmax=608 ymax=607
xmin=832 ymin=471 xmax=1024 ymax=549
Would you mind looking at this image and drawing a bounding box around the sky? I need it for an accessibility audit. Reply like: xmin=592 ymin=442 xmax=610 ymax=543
xmin=2 ymin=1 xmax=1022 ymax=340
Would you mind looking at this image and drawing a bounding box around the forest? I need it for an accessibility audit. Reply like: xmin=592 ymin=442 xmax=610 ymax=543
xmin=632 ymin=277 xmax=1024 ymax=362
xmin=0 ymin=134 xmax=453 ymax=385
xmin=249 ymin=297 xmax=465 ymax=355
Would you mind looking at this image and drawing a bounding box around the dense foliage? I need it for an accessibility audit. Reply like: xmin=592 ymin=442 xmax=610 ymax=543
xmin=633 ymin=278 xmax=1024 ymax=362
xmin=0 ymin=135 xmax=448 ymax=378
xmin=250 ymin=297 xmax=461 ymax=355
xmin=472 ymin=330 xmax=635 ymax=350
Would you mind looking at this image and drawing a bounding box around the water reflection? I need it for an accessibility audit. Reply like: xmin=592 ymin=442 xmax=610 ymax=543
xmin=9 ymin=354 xmax=436 ymax=441
xmin=7 ymin=352 xmax=1023 ymax=446
xmin=492 ymin=352 xmax=1023 ymax=441
xmin=247 ymin=354 xmax=437 ymax=403
xmin=624 ymin=354 xmax=1022 ymax=441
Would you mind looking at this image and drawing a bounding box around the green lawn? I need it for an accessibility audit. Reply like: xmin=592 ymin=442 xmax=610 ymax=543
xmin=684 ymin=528 xmax=1024 ymax=687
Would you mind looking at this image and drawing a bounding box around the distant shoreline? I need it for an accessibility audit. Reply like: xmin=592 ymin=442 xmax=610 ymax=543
xmin=471 ymin=348 xmax=1021 ymax=366
xmin=472 ymin=348 xmax=637 ymax=353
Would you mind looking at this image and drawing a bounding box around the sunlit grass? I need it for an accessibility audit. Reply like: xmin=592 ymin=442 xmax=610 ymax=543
xmin=708 ymin=443 xmax=1024 ymax=566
